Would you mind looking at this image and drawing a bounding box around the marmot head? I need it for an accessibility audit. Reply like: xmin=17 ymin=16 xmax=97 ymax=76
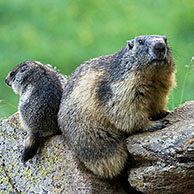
xmin=5 ymin=61 xmax=45 ymax=94
xmin=115 ymin=35 xmax=175 ymax=75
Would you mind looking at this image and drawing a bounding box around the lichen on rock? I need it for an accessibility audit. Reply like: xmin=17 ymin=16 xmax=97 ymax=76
xmin=1 ymin=102 xmax=194 ymax=194
xmin=0 ymin=113 xmax=125 ymax=194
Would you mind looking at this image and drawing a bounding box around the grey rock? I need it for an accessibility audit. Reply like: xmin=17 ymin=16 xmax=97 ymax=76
xmin=0 ymin=113 xmax=125 ymax=194
xmin=2 ymin=101 xmax=194 ymax=194
xmin=127 ymin=101 xmax=194 ymax=194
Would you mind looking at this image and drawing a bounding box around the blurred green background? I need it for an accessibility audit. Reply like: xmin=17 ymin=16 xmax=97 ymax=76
xmin=0 ymin=0 xmax=194 ymax=119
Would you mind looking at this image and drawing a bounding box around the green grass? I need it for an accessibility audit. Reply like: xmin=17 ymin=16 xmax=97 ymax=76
xmin=0 ymin=0 xmax=194 ymax=118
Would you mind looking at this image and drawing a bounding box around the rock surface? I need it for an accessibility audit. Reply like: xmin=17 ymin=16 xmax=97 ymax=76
xmin=127 ymin=101 xmax=194 ymax=194
xmin=1 ymin=101 xmax=194 ymax=194
xmin=0 ymin=113 xmax=126 ymax=194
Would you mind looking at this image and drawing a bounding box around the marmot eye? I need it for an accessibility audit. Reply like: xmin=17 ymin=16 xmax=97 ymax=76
xmin=10 ymin=71 xmax=15 ymax=76
xmin=138 ymin=40 xmax=144 ymax=45
xmin=127 ymin=40 xmax=134 ymax=49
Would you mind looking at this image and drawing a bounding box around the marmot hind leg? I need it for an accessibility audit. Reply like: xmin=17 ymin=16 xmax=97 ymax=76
xmin=22 ymin=128 xmax=62 ymax=163
xmin=83 ymin=141 xmax=128 ymax=179
xmin=22 ymin=133 xmax=40 ymax=163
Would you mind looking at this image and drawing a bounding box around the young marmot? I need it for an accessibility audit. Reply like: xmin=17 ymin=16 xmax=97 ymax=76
xmin=58 ymin=35 xmax=176 ymax=178
xmin=5 ymin=61 xmax=66 ymax=162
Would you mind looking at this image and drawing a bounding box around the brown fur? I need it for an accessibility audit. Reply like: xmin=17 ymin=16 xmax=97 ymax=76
xmin=58 ymin=35 xmax=176 ymax=178
xmin=5 ymin=61 xmax=65 ymax=162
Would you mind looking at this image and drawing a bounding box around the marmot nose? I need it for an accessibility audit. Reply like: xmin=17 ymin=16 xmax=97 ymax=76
xmin=153 ymin=42 xmax=166 ymax=59
xmin=5 ymin=78 xmax=9 ymax=86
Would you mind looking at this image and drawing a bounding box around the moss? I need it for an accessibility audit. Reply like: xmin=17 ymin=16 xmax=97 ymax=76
xmin=0 ymin=191 xmax=8 ymax=194
xmin=39 ymin=169 xmax=48 ymax=179
xmin=0 ymin=174 xmax=9 ymax=187
xmin=7 ymin=164 xmax=13 ymax=174
xmin=23 ymin=168 xmax=33 ymax=181
xmin=64 ymin=176 xmax=69 ymax=185
xmin=1 ymin=114 xmax=73 ymax=193
xmin=0 ymin=165 xmax=15 ymax=192
xmin=41 ymin=147 xmax=47 ymax=155
xmin=54 ymin=187 xmax=63 ymax=193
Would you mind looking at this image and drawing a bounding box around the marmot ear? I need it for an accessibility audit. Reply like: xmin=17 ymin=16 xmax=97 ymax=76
xmin=127 ymin=40 xmax=134 ymax=49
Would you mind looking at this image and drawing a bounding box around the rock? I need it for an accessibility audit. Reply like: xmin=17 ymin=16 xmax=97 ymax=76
xmin=127 ymin=101 xmax=194 ymax=194
xmin=2 ymin=101 xmax=194 ymax=194
xmin=0 ymin=113 xmax=126 ymax=194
